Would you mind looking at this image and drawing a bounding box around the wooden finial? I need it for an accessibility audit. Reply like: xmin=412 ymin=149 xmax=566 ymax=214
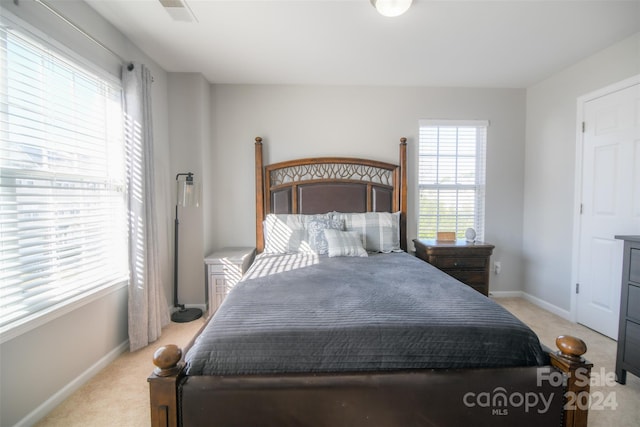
xmin=400 ymin=137 xmax=407 ymax=144
xmin=255 ymin=136 xmax=263 ymax=144
xmin=152 ymin=344 xmax=182 ymax=377
xmin=555 ymin=335 xmax=587 ymax=361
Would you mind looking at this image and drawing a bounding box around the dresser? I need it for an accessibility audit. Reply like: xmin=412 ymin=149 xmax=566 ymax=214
xmin=413 ymin=239 xmax=495 ymax=296
xmin=615 ymin=235 xmax=640 ymax=384
xmin=204 ymin=247 xmax=255 ymax=317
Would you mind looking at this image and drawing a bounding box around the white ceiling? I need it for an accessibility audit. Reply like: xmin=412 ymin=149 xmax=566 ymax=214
xmin=85 ymin=0 xmax=640 ymax=88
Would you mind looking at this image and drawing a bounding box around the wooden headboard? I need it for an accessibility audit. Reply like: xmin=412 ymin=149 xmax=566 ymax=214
xmin=255 ymin=137 xmax=408 ymax=252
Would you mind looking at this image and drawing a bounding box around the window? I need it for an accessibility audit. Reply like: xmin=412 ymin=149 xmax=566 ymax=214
xmin=417 ymin=120 xmax=488 ymax=241
xmin=0 ymin=15 xmax=128 ymax=334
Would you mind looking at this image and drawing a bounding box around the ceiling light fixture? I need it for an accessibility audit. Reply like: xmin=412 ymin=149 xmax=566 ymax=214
xmin=159 ymin=0 xmax=198 ymax=22
xmin=370 ymin=0 xmax=413 ymax=17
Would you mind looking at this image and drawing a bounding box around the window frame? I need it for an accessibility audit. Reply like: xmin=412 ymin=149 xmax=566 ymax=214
xmin=416 ymin=119 xmax=488 ymax=242
xmin=0 ymin=13 xmax=128 ymax=343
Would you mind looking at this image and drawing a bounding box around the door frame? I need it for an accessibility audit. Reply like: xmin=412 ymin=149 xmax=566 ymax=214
xmin=570 ymin=74 xmax=640 ymax=323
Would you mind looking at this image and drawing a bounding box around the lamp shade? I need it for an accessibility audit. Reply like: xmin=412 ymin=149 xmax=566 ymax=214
xmin=371 ymin=0 xmax=412 ymax=17
xmin=177 ymin=172 xmax=200 ymax=207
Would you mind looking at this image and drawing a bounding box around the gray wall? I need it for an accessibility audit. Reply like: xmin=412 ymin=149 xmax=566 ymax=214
xmin=200 ymin=85 xmax=527 ymax=296
xmin=523 ymin=33 xmax=640 ymax=314
xmin=168 ymin=73 xmax=210 ymax=307
xmin=0 ymin=2 xmax=173 ymax=426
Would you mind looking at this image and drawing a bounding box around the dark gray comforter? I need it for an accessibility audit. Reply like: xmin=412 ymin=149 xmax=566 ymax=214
xmin=185 ymin=252 xmax=547 ymax=376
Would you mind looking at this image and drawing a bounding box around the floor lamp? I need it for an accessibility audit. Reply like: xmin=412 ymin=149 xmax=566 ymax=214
xmin=172 ymin=172 xmax=203 ymax=323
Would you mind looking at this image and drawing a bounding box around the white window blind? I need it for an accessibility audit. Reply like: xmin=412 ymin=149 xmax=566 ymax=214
xmin=418 ymin=119 xmax=488 ymax=240
xmin=0 ymin=16 xmax=128 ymax=332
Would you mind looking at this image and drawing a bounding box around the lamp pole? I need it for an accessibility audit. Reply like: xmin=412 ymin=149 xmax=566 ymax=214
xmin=171 ymin=172 xmax=202 ymax=323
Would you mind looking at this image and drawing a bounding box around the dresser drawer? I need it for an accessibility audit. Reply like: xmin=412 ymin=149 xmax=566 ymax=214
xmin=627 ymin=284 xmax=640 ymax=322
xmin=429 ymin=256 xmax=487 ymax=270
xmin=630 ymin=248 xmax=640 ymax=283
xmin=623 ymin=320 xmax=640 ymax=371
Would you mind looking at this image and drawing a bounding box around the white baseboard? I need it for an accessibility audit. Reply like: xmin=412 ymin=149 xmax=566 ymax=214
xmin=521 ymin=293 xmax=572 ymax=321
xmin=490 ymin=291 xmax=572 ymax=321
xmin=15 ymin=339 xmax=129 ymax=427
xmin=489 ymin=291 xmax=525 ymax=298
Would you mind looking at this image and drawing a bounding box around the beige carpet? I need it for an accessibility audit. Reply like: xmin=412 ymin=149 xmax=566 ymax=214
xmin=34 ymin=317 xmax=205 ymax=427
xmin=36 ymin=297 xmax=640 ymax=426
xmin=497 ymin=298 xmax=640 ymax=427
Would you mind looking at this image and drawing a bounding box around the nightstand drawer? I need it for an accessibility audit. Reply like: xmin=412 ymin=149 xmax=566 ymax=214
xmin=209 ymin=263 xmax=242 ymax=279
xmin=430 ymin=257 xmax=487 ymax=270
xmin=208 ymin=264 xmax=228 ymax=274
xmin=446 ymin=270 xmax=487 ymax=286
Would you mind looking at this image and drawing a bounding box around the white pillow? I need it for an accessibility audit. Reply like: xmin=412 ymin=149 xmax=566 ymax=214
xmin=332 ymin=211 xmax=401 ymax=253
xmin=263 ymin=213 xmax=341 ymax=254
xmin=324 ymin=229 xmax=368 ymax=258
xmin=263 ymin=214 xmax=310 ymax=254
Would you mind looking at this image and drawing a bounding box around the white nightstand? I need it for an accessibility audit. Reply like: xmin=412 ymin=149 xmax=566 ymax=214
xmin=204 ymin=247 xmax=256 ymax=317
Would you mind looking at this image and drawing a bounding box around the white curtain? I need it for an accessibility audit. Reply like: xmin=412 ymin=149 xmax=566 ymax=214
xmin=123 ymin=62 xmax=170 ymax=352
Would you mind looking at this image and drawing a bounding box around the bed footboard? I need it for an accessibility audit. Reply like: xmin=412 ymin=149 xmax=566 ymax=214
xmin=549 ymin=335 xmax=593 ymax=427
xmin=148 ymin=336 xmax=592 ymax=427
xmin=148 ymin=345 xmax=183 ymax=427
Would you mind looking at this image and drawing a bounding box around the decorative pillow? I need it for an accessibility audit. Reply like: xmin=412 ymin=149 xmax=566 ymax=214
xmin=332 ymin=211 xmax=401 ymax=253
xmin=306 ymin=217 xmax=344 ymax=255
xmin=263 ymin=214 xmax=312 ymax=254
xmin=324 ymin=229 xmax=368 ymax=258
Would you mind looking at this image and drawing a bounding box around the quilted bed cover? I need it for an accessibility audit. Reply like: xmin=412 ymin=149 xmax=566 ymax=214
xmin=185 ymin=252 xmax=547 ymax=376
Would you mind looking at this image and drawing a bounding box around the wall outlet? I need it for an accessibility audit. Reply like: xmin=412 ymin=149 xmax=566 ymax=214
xmin=494 ymin=261 xmax=501 ymax=275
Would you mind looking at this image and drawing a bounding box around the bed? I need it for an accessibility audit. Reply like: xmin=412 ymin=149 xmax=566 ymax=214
xmin=149 ymin=137 xmax=593 ymax=427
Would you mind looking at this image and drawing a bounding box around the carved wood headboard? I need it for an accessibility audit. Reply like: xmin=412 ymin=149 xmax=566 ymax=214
xmin=255 ymin=137 xmax=407 ymax=252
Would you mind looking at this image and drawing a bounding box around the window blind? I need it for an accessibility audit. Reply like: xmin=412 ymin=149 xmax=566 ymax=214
xmin=418 ymin=120 xmax=488 ymax=241
xmin=0 ymin=16 xmax=128 ymax=332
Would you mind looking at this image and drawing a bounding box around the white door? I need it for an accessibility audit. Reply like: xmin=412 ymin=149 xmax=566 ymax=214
xmin=576 ymin=81 xmax=640 ymax=339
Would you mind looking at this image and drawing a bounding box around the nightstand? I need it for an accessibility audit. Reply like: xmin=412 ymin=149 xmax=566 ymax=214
xmin=204 ymin=247 xmax=255 ymax=316
xmin=413 ymin=239 xmax=495 ymax=296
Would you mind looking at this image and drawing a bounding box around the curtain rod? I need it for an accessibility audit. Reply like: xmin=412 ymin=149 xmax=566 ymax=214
xmin=31 ymin=0 xmax=126 ymax=65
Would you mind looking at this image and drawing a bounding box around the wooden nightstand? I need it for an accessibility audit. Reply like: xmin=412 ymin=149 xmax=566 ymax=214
xmin=413 ymin=239 xmax=495 ymax=296
xmin=204 ymin=247 xmax=255 ymax=317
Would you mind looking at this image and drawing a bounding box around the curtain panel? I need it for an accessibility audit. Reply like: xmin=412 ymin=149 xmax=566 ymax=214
xmin=123 ymin=63 xmax=169 ymax=352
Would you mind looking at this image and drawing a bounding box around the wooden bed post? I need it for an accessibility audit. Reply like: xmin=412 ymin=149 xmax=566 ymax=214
xmin=148 ymin=344 xmax=183 ymax=427
xmin=255 ymin=137 xmax=264 ymax=253
xmin=552 ymin=335 xmax=593 ymax=427
xmin=398 ymin=137 xmax=407 ymax=252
